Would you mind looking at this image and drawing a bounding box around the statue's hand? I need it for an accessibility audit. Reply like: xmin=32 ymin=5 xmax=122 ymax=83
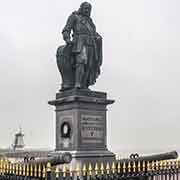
xmin=65 ymin=38 xmax=72 ymax=45
xmin=97 ymin=62 xmax=102 ymax=66
xmin=95 ymin=33 xmax=102 ymax=41
xmin=96 ymin=36 xmax=101 ymax=41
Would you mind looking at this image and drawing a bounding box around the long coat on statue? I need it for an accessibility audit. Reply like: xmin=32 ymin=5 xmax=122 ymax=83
xmin=62 ymin=11 xmax=103 ymax=88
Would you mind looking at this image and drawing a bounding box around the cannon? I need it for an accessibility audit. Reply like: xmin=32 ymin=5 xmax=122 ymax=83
xmin=118 ymin=150 xmax=178 ymax=164
xmin=115 ymin=151 xmax=178 ymax=180
xmin=15 ymin=152 xmax=72 ymax=166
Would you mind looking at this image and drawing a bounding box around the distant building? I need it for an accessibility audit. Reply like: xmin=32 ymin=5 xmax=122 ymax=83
xmin=0 ymin=128 xmax=52 ymax=162
xmin=12 ymin=128 xmax=25 ymax=151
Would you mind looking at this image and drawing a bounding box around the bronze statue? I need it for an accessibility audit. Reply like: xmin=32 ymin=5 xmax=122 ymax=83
xmin=56 ymin=2 xmax=102 ymax=91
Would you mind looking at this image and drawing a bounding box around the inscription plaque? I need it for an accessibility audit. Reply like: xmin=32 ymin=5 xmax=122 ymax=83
xmin=81 ymin=115 xmax=104 ymax=144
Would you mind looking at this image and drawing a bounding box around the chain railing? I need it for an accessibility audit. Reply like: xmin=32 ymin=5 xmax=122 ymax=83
xmin=0 ymin=159 xmax=179 ymax=180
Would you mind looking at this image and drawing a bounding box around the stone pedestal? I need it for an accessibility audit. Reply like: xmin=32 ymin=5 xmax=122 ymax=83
xmin=48 ymin=89 xmax=115 ymax=165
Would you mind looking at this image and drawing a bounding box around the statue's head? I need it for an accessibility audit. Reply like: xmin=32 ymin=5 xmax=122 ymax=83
xmin=79 ymin=2 xmax=92 ymax=17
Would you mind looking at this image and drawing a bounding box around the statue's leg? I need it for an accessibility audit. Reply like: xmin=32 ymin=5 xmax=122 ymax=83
xmin=75 ymin=63 xmax=84 ymax=88
xmin=74 ymin=46 xmax=87 ymax=89
xmin=83 ymin=46 xmax=95 ymax=88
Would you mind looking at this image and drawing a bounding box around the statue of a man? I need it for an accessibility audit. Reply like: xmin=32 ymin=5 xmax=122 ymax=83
xmin=58 ymin=2 xmax=102 ymax=90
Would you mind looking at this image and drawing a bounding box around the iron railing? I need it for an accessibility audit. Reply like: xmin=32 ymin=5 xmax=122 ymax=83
xmin=0 ymin=159 xmax=179 ymax=180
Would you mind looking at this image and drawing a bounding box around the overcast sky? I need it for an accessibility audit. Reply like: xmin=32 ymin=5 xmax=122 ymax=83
xmin=0 ymin=0 xmax=180 ymax=155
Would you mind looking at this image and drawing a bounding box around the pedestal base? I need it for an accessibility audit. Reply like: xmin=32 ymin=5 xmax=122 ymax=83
xmin=48 ymin=89 xmax=115 ymax=166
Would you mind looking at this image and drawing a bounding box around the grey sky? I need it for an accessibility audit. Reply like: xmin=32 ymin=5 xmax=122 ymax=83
xmin=0 ymin=0 xmax=180 ymax=154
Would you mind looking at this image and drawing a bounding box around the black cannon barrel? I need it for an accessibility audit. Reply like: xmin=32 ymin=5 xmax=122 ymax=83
xmin=23 ymin=152 xmax=72 ymax=166
xmin=119 ymin=151 xmax=178 ymax=163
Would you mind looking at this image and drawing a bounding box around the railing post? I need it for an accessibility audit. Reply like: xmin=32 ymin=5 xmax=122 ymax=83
xmin=88 ymin=162 xmax=93 ymax=180
xmin=100 ymin=163 xmax=105 ymax=180
xmin=175 ymin=160 xmax=179 ymax=180
xmin=69 ymin=163 xmax=73 ymax=180
xmin=82 ymin=163 xmax=87 ymax=180
xmin=46 ymin=162 xmax=51 ymax=180
xmin=62 ymin=164 xmax=66 ymax=180
xmin=55 ymin=165 xmax=59 ymax=180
